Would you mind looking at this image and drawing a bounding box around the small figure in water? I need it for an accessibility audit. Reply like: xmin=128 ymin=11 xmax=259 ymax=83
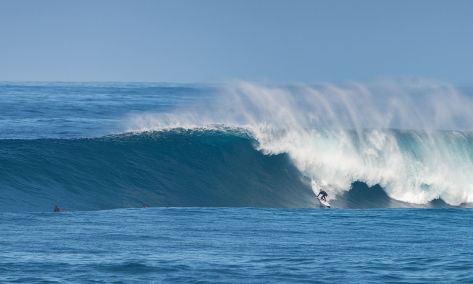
xmin=53 ymin=205 xmax=61 ymax=212
xmin=318 ymin=190 xmax=328 ymax=202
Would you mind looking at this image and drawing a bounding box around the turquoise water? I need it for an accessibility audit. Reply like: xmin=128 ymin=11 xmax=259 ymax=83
xmin=2 ymin=208 xmax=472 ymax=283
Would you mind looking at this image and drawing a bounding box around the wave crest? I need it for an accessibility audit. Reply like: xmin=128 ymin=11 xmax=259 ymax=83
xmin=124 ymin=80 xmax=473 ymax=205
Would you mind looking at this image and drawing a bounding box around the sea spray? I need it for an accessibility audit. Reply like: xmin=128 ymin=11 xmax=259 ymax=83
xmin=126 ymin=79 xmax=473 ymax=205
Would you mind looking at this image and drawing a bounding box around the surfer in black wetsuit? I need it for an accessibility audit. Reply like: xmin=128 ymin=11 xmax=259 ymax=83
xmin=53 ymin=205 xmax=61 ymax=212
xmin=317 ymin=190 xmax=328 ymax=201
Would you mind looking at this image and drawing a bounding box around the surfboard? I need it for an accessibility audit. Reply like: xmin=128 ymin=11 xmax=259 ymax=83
xmin=317 ymin=196 xmax=331 ymax=208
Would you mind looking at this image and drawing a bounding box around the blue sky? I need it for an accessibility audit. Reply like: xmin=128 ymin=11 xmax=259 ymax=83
xmin=1 ymin=0 xmax=472 ymax=83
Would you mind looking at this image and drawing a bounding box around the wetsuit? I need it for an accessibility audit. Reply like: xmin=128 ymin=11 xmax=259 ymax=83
xmin=318 ymin=191 xmax=328 ymax=201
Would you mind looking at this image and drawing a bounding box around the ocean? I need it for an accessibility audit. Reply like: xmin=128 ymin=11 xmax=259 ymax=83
xmin=1 ymin=81 xmax=473 ymax=282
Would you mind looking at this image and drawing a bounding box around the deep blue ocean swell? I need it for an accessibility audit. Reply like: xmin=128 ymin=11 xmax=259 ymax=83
xmin=0 ymin=130 xmax=317 ymax=212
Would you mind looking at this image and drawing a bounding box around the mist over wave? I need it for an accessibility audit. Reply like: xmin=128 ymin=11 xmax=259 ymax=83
xmin=126 ymin=79 xmax=473 ymax=206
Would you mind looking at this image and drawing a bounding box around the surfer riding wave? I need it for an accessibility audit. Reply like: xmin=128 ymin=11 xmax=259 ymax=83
xmin=317 ymin=190 xmax=328 ymax=202
xmin=312 ymin=180 xmax=331 ymax=207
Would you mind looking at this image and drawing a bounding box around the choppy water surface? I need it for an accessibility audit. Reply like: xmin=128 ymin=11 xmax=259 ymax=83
xmin=1 ymin=208 xmax=472 ymax=283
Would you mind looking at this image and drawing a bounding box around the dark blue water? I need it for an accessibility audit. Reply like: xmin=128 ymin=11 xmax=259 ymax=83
xmin=0 ymin=130 xmax=317 ymax=212
xmin=1 ymin=82 xmax=472 ymax=282
xmin=0 ymin=82 xmax=211 ymax=139
xmin=1 ymin=208 xmax=472 ymax=283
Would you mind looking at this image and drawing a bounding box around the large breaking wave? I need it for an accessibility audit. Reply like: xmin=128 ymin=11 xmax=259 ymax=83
xmin=2 ymin=79 xmax=473 ymax=211
xmin=125 ymin=79 xmax=473 ymax=207
xmin=1 ymin=128 xmax=470 ymax=212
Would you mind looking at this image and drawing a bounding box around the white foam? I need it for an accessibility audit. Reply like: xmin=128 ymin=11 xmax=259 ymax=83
xmin=124 ymin=79 xmax=473 ymax=205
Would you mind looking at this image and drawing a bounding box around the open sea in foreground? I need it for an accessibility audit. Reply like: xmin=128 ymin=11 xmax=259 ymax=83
xmin=2 ymin=208 xmax=473 ymax=283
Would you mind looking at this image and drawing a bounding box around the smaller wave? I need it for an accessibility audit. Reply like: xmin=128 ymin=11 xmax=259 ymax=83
xmin=332 ymin=182 xmax=461 ymax=208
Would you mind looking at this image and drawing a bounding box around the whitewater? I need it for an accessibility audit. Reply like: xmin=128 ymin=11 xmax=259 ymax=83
xmin=125 ymin=79 xmax=473 ymax=207
xmin=1 ymin=80 xmax=473 ymax=211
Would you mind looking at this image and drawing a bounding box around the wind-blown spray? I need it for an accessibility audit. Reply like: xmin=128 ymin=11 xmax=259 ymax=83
xmin=126 ymin=79 xmax=473 ymax=205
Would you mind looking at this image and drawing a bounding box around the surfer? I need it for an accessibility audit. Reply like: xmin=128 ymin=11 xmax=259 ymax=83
xmin=53 ymin=205 xmax=61 ymax=212
xmin=317 ymin=190 xmax=328 ymax=202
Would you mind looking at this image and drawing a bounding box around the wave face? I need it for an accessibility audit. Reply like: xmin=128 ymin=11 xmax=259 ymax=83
xmin=0 ymin=130 xmax=317 ymax=212
xmin=126 ymin=80 xmax=473 ymax=207
xmin=2 ymin=80 xmax=473 ymax=211
xmin=2 ymin=128 xmax=471 ymax=212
